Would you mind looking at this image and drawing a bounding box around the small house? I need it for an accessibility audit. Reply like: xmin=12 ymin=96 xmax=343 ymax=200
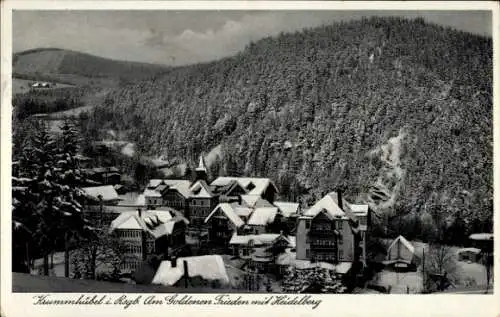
xmin=82 ymin=167 xmax=121 ymax=185
xmin=457 ymin=248 xmax=482 ymax=263
xmin=82 ymin=185 xmax=121 ymax=205
xmin=383 ymin=235 xmax=419 ymax=271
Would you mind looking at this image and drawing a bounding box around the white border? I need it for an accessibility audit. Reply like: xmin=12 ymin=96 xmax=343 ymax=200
xmin=1 ymin=2 xmax=499 ymax=317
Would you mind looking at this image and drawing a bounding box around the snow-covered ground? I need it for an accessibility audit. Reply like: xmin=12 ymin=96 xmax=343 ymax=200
xmin=373 ymin=239 xmax=491 ymax=293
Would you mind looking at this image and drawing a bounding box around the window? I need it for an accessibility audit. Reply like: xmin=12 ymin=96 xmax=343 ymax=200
xmin=338 ymin=235 xmax=343 ymax=245
xmin=306 ymin=249 xmax=310 ymax=258
xmin=339 ymin=249 xmax=343 ymax=259
xmin=305 ymin=220 xmax=311 ymax=229
xmin=338 ymin=221 xmax=343 ymax=230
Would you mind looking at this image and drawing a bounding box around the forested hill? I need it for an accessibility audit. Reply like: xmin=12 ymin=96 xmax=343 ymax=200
xmin=13 ymin=48 xmax=170 ymax=82
xmin=82 ymin=17 xmax=493 ymax=242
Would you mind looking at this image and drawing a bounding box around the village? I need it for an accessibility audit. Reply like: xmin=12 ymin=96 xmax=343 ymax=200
xmin=17 ymin=154 xmax=493 ymax=294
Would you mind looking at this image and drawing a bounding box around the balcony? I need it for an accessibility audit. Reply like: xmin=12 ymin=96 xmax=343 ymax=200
xmin=310 ymin=241 xmax=337 ymax=250
xmin=308 ymin=228 xmax=336 ymax=236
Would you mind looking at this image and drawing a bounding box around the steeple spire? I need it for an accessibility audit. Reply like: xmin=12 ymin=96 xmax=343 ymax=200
xmin=194 ymin=154 xmax=208 ymax=182
xmin=196 ymin=155 xmax=207 ymax=172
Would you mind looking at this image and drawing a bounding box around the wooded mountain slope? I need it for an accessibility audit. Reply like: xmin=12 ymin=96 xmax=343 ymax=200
xmin=13 ymin=48 xmax=169 ymax=82
xmin=81 ymin=17 xmax=493 ymax=242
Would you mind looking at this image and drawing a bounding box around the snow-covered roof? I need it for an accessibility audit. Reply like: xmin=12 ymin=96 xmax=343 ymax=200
xmin=276 ymin=250 xmax=295 ymax=266
xmin=204 ymin=203 xmax=244 ymax=228
xmin=290 ymin=260 xmax=349 ymax=272
xmin=135 ymin=194 xmax=146 ymax=206
xmin=189 ymin=180 xmax=213 ymax=198
xmin=457 ymin=247 xmax=481 ymax=254
xmin=251 ymin=248 xmax=273 ymax=262
xmin=387 ymin=235 xmax=415 ymax=254
xmin=210 ymin=177 xmax=278 ymax=197
xmin=109 ymin=209 xmax=187 ymax=237
xmin=147 ymin=179 xmax=192 ymax=198
xmin=469 ymin=233 xmax=494 ymax=241
xmin=144 ymin=188 xmax=162 ymax=198
xmin=229 ymin=233 xmax=278 ymax=245
xmin=229 ymin=233 xmax=295 ymax=247
xmin=241 ymin=195 xmax=273 ymax=208
xmin=248 ymin=207 xmax=278 ymax=226
xmin=152 ymin=255 xmax=229 ymax=286
xmin=274 ymin=201 xmax=300 ymax=217
xmin=346 ymin=203 xmax=369 ymax=216
xmin=302 ymin=192 xmax=356 ymax=221
xmin=82 ymin=185 xmax=120 ymax=202
xmin=335 ymin=262 xmax=353 ymax=274
xmin=234 ymin=206 xmax=253 ymax=217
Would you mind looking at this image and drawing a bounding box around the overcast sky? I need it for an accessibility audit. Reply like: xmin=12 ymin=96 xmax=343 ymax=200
xmin=13 ymin=10 xmax=492 ymax=66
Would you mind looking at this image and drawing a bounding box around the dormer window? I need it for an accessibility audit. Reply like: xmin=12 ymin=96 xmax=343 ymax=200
xmin=192 ymin=186 xmax=201 ymax=195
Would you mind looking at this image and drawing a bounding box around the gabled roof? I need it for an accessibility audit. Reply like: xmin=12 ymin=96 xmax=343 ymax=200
xmin=274 ymin=201 xmax=300 ymax=217
xmin=210 ymin=177 xmax=278 ymax=197
xmin=109 ymin=209 xmax=188 ymax=238
xmin=302 ymin=192 xmax=356 ymax=221
xmin=146 ymin=179 xmax=192 ymax=198
xmin=152 ymin=255 xmax=229 ymax=286
xmin=247 ymin=207 xmax=278 ymax=226
xmin=144 ymin=188 xmax=162 ymax=198
xmin=212 ymin=180 xmax=246 ymax=196
xmin=204 ymin=203 xmax=244 ymax=228
xmin=387 ymin=235 xmax=415 ymax=254
xmin=234 ymin=206 xmax=253 ymax=218
xmin=82 ymin=185 xmax=120 ymax=202
xmin=241 ymin=195 xmax=273 ymax=208
xmin=189 ymin=180 xmax=214 ymax=198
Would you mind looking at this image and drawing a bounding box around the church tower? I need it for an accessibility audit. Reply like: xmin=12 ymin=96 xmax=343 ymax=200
xmin=195 ymin=155 xmax=208 ymax=182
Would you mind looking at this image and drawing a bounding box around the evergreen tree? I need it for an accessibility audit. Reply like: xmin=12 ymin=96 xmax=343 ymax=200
xmin=13 ymin=121 xmax=94 ymax=276
xmin=54 ymin=120 xmax=94 ymax=277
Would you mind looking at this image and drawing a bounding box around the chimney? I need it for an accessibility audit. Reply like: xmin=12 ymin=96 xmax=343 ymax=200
xmin=337 ymin=190 xmax=343 ymax=210
xmin=137 ymin=208 xmax=142 ymax=218
xmin=183 ymin=260 xmax=189 ymax=288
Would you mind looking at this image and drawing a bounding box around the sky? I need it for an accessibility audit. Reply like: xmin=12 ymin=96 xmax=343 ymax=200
xmin=13 ymin=10 xmax=492 ymax=66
